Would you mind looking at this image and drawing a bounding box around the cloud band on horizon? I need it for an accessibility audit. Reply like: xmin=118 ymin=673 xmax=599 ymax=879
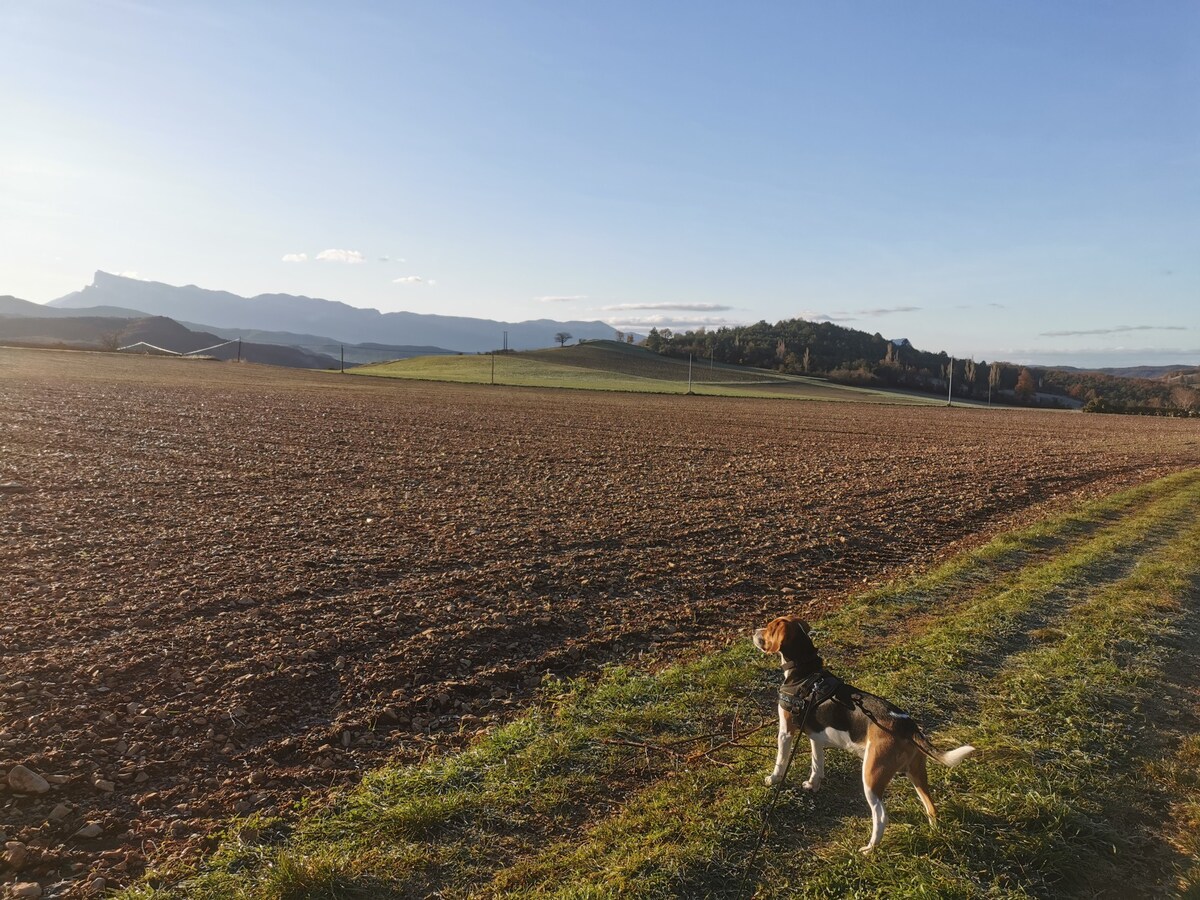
xmin=603 ymin=315 xmax=743 ymax=330
xmin=1039 ymin=324 xmax=1188 ymax=337
xmin=601 ymin=302 xmax=733 ymax=312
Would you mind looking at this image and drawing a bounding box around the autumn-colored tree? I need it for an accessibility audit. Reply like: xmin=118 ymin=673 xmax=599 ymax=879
xmin=1015 ymin=368 xmax=1037 ymax=401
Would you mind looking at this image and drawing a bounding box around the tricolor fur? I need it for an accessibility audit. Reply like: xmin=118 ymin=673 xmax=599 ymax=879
xmin=753 ymin=615 xmax=975 ymax=852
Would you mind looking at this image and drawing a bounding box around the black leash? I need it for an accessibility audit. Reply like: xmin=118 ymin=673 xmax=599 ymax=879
xmin=735 ymin=684 xmax=821 ymax=900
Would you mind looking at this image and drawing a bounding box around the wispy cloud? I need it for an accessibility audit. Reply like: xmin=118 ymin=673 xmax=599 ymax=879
xmin=799 ymin=310 xmax=857 ymax=323
xmin=316 ymin=248 xmax=366 ymax=264
xmin=117 ymin=271 xmax=145 ymax=280
xmin=536 ymin=295 xmax=587 ymax=303
xmin=601 ymin=303 xmax=733 ymax=312
xmin=798 ymin=306 xmax=920 ymax=322
xmin=1039 ymin=325 xmax=1188 ymax=338
xmin=393 ymin=275 xmax=435 ymax=285
xmin=378 ymin=255 xmax=406 ymax=263
xmin=859 ymin=306 xmax=921 ymax=316
xmin=603 ymin=314 xmax=742 ymax=330
xmin=281 ymin=252 xmax=308 ymax=263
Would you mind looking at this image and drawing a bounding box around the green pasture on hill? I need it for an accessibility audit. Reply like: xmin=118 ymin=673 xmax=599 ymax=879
xmin=124 ymin=469 xmax=1200 ymax=899
xmin=349 ymin=341 xmax=951 ymax=404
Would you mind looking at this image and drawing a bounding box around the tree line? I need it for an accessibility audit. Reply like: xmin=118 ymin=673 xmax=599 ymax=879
xmin=642 ymin=320 xmax=1199 ymax=414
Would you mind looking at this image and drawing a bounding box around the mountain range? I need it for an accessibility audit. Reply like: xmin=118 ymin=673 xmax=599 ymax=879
xmin=48 ymin=271 xmax=624 ymax=354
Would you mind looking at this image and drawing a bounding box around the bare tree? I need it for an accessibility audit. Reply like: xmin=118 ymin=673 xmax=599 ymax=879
xmin=988 ymin=362 xmax=1002 ymax=405
xmin=554 ymin=331 xmax=572 ymax=347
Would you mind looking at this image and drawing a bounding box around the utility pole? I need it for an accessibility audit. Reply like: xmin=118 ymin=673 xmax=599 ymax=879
xmin=947 ymin=357 xmax=954 ymax=406
xmin=340 ymin=345 xmax=344 ymax=373
xmin=491 ymin=351 xmax=495 ymax=385
xmin=688 ymin=353 xmax=693 ymax=394
xmin=237 ymin=338 xmax=242 ymax=363
xmin=503 ymin=331 xmax=508 ymax=353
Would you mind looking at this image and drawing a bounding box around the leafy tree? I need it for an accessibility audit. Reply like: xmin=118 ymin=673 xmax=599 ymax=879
xmin=554 ymin=331 xmax=573 ymax=347
xmin=1015 ymin=368 xmax=1037 ymax=401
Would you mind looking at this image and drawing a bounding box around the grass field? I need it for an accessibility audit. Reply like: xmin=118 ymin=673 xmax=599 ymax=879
xmin=123 ymin=469 xmax=1200 ymax=899
xmin=351 ymin=341 xmax=951 ymax=404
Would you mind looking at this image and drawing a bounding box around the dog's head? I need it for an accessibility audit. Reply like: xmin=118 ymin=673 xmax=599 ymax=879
xmin=752 ymin=615 xmax=823 ymax=672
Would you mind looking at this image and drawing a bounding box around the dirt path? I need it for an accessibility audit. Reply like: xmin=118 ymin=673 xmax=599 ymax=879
xmin=1 ymin=347 xmax=1197 ymax=895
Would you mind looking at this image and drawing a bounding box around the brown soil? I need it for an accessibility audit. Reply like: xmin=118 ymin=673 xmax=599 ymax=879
xmin=1 ymin=347 xmax=1197 ymax=895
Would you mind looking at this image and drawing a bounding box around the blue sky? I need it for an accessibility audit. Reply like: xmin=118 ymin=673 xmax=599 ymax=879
xmin=2 ymin=1 xmax=1196 ymax=367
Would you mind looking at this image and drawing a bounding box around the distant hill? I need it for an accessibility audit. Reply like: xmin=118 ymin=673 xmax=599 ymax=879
xmin=520 ymin=339 xmax=795 ymax=384
xmin=180 ymin=324 xmax=456 ymax=365
xmin=653 ymin=319 xmax=1199 ymax=411
xmin=0 ymin=313 xmax=338 ymax=369
xmin=1053 ymin=364 xmax=1194 ymax=380
xmin=0 ymin=293 xmax=147 ymax=319
xmin=50 ymin=271 xmax=623 ymax=352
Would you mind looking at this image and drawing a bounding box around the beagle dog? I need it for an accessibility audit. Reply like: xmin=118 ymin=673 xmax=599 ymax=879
xmin=753 ymin=615 xmax=974 ymax=852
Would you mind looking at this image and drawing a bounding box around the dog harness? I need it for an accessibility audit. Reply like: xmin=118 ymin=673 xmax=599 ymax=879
xmin=779 ymin=666 xmax=913 ymax=734
xmin=777 ymin=668 xmax=844 ymax=715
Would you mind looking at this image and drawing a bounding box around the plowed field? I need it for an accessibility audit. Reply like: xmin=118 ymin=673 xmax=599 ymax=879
xmin=2 ymin=347 xmax=1197 ymax=895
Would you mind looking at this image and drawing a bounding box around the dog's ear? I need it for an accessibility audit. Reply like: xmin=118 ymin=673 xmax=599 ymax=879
xmin=761 ymin=616 xmax=810 ymax=654
xmin=761 ymin=618 xmax=789 ymax=654
xmin=763 ymin=615 xmax=819 ymax=664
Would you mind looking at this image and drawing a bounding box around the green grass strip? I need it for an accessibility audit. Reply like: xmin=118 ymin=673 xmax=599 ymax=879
xmin=476 ymin=473 xmax=1200 ymax=897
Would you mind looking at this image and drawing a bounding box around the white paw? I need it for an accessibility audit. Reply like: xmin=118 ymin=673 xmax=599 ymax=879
xmin=802 ymin=779 xmax=821 ymax=792
xmin=764 ymin=773 xmax=781 ymax=787
xmin=859 ymin=844 xmax=875 ymax=854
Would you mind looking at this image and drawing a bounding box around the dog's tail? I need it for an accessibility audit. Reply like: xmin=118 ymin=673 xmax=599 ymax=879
xmin=914 ymin=731 xmax=975 ymax=768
